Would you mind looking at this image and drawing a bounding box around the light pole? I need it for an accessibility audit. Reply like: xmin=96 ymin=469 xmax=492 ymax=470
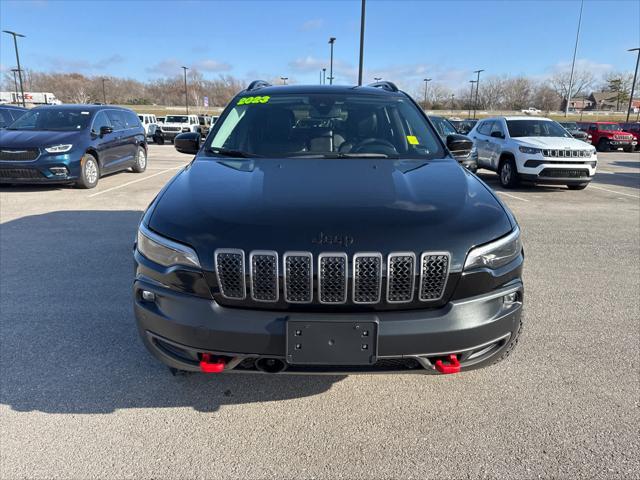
xmin=565 ymin=0 xmax=584 ymax=117
xmin=328 ymin=37 xmax=336 ymax=85
xmin=423 ymin=78 xmax=432 ymax=110
xmin=3 ymin=30 xmax=26 ymax=107
xmin=626 ymin=47 xmax=640 ymax=122
xmin=101 ymin=78 xmax=109 ymax=104
xmin=319 ymin=70 xmax=322 ymax=84
xmin=181 ymin=66 xmax=189 ymax=114
xmin=10 ymin=68 xmax=19 ymax=104
xmin=473 ymin=69 xmax=484 ymax=119
xmin=357 ymin=0 xmax=366 ymax=86
xmin=280 ymin=77 xmax=288 ymax=85
xmin=469 ymin=80 xmax=477 ymax=118
xmin=322 ymin=68 xmax=326 ymax=85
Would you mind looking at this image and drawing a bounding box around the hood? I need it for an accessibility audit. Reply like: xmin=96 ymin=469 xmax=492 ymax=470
xmin=517 ymin=136 xmax=593 ymax=149
xmin=0 ymin=129 xmax=80 ymax=148
xmin=149 ymin=157 xmax=513 ymax=272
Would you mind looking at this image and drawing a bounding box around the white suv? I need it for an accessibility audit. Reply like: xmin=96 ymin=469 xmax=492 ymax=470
xmin=468 ymin=116 xmax=597 ymax=190
xmin=137 ymin=113 xmax=159 ymax=139
xmin=159 ymin=114 xmax=201 ymax=142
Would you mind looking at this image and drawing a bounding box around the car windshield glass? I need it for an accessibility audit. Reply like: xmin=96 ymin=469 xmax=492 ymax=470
xmin=599 ymin=123 xmax=620 ymax=131
xmin=506 ymin=120 xmax=572 ymax=138
xmin=206 ymin=93 xmax=445 ymax=159
xmin=7 ymin=108 xmax=92 ymax=131
xmin=166 ymin=116 xmax=188 ymax=123
xmin=430 ymin=116 xmax=457 ymax=138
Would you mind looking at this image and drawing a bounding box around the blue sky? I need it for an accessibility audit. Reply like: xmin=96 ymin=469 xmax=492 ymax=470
xmin=1 ymin=0 xmax=638 ymax=92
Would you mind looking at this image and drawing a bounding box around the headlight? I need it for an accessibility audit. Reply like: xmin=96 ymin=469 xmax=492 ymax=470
xmin=45 ymin=144 xmax=73 ymax=153
xmin=137 ymin=224 xmax=200 ymax=268
xmin=518 ymin=146 xmax=541 ymax=154
xmin=464 ymin=227 xmax=522 ymax=270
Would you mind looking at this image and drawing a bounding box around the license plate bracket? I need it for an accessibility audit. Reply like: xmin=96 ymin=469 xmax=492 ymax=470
xmin=286 ymin=320 xmax=378 ymax=365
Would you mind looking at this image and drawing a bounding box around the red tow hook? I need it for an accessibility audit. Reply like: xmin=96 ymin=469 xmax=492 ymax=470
xmin=434 ymin=354 xmax=461 ymax=374
xmin=199 ymin=353 xmax=226 ymax=373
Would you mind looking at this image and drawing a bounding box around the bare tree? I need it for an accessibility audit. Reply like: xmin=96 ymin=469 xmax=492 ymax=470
xmin=533 ymin=84 xmax=561 ymax=112
xmin=549 ymin=69 xmax=594 ymax=102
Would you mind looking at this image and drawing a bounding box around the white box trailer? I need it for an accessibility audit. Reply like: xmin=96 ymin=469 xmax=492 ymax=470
xmin=0 ymin=91 xmax=62 ymax=105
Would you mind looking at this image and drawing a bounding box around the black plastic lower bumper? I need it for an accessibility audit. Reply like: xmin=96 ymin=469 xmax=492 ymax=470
xmin=520 ymin=173 xmax=592 ymax=185
xmin=134 ymin=279 xmax=523 ymax=374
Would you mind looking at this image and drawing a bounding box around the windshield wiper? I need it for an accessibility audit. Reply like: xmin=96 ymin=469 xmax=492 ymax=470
xmin=206 ymin=147 xmax=261 ymax=158
xmin=286 ymin=152 xmax=394 ymax=159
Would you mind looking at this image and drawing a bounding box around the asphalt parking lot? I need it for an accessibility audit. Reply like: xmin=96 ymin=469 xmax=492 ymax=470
xmin=1 ymin=145 xmax=639 ymax=479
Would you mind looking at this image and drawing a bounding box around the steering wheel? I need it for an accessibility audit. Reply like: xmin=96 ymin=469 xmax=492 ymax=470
xmin=351 ymin=138 xmax=398 ymax=155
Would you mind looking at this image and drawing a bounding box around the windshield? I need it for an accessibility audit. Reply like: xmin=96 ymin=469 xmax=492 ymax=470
xmin=8 ymin=108 xmax=92 ymax=131
xmin=166 ymin=115 xmax=188 ymax=123
xmin=506 ymin=120 xmax=572 ymax=138
xmin=206 ymin=93 xmax=445 ymax=159
xmin=560 ymin=122 xmax=577 ymax=129
xmin=429 ymin=116 xmax=458 ymax=138
xmin=598 ymin=123 xmax=621 ymax=131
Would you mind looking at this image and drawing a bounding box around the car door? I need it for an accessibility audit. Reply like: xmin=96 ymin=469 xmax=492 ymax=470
xmin=90 ymin=110 xmax=118 ymax=168
xmin=488 ymin=120 xmax=506 ymax=169
xmin=471 ymin=120 xmax=493 ymax=168
xmin=104 ymin=110 xmax=132 ymax=171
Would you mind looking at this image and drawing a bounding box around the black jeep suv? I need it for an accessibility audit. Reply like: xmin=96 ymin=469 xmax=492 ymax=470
xmin=134 ymin=81 xmax=524 ymax=375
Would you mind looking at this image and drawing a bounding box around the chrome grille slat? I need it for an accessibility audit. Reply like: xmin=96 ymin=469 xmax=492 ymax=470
xmin=250 ymin=251 xmax=278 ymax=302
xmin=318 ymin=253 xmax=347 ymax=304
xmin=419 ymin=253 xmax=450 ymax=301
xmin=387 ymin=252 xmax=416 ymax=303
xmin=215 ymin=249 xmax=246 ymax=300
xmin=284 ymin=252 xmax=313 ymax=303
xmin=353 ymin=253 xmax=382 ymax=304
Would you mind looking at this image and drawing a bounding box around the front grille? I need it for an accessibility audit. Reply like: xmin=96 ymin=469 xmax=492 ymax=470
xmin=214 ymin=250 xmax=450 ymax=306
xmin=540 ymin=168 xmax=590 ymax=178
xmin=0 ymin=167 xmax=43 ymax=179
xmin=250 ymin=251 xmax=278 ymax=302
xmin=419 ymin=253 xmax=450 ymax=301
xmin=614 ymin=134 xmax=632 ymax=141
xmin=162 ymin=126 xmax=181 ymax=132
xmin=387 ymin=253 xmax=416 ymax=303
xmin=353 ymin=254 xmax=382 ymax=304
xmin=0 ymin=148 xmax=40 ymax=161
xmin=215 ymin=249 xmax=246 ymax=299
xmin=318 ymin=254 xmax=347 ymax=304
xmin=542 ymin=149 xmax=591 ymax=158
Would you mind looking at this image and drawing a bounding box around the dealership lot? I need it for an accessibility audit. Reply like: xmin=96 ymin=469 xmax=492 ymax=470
xmin=1 ymin=145 xmax=638 ymax=478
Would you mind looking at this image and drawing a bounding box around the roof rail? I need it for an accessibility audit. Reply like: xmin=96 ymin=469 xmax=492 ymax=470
xmin=246 ymin=80 xmax=272 ymax=91
xmin=366 ymin=81 xmax=398 ymax=92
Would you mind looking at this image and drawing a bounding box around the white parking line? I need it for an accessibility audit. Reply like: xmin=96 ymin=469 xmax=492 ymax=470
xmin=597 ymin=170 xmax=640 ymax=180
xmin=588 ymin=184 xmax=640 ymax=199
xmin=496 ymin=191 xmax=530 ymax=202
xmin=88 ymin=167 xmax=182 ymax=198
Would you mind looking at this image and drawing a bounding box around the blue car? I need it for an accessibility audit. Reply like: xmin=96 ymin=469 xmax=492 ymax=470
xmin=0 ymin=104 xmax=147 ymax=188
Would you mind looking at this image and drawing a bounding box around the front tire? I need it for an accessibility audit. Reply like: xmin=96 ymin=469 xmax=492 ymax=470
xmin=623 ymin=146 xmax=633 ymax=153
xmin=75 ymin=153 xmax=99 ymax=189
xmin=498 ymin=158 xmax=519 ymax=188
xmin=597 ymin=139 xmax=609 ymax=152
xmin=567 ymin=183 xmax=588 ymax=190
xmin=131 ymin=146 xmax=147 ymax=173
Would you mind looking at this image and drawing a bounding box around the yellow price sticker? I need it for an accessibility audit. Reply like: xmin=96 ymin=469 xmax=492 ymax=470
xmin=237 ymin=95 xmax=270 ymax=105
xmin=407 ymin=135 xmax=419 ymax=145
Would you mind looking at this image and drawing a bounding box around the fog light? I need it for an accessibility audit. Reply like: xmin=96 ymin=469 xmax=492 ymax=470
xmin=141 ymin=290 xmax=156 ymax=302
xmin=49 ymin=166 xmax=68 ymax=176
xmin=503 ymin=292 xmax=518 ymax=306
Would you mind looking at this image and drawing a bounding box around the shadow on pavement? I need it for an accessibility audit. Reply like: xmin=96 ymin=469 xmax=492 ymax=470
xmin=613 ymin=160 xmax=640 ymax=169
xmin=0 ymin=210 xmax=342 ymax=414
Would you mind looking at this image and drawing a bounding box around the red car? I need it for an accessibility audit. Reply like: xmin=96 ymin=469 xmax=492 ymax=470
xmin=620 ymin=122 xmax=640 ymax=151
xmin=577 ymin=122 xmax=636 ymax=152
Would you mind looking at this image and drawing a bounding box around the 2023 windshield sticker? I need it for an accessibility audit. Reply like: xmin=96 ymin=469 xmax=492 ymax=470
xmin=237 ymin=96 xmax=271 ymax=105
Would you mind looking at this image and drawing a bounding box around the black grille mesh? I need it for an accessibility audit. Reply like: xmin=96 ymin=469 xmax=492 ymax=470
xmin=215 ymin=251 xmax=245 ymax=299
xmin=0 ymin=148 xmax=39 ymax=161
xmin=353 ymin=255 xmax=381 ymax=303
xmin=387 ymin=254 xmax=415 ymax=302
xmin=0 ymin=168 xmax=43 ymax=179
xmin=319 ymin=255 xmax=346 ymax=303
xmin=284 ymin=255 xmax=312 ymax=303
xmin=540 ymin=168 xmax=589 ymax=178
xmin=251 ymin=253 xmax=278 ymax=301
xmin=420 ymin=254 xmax=449 ymax=301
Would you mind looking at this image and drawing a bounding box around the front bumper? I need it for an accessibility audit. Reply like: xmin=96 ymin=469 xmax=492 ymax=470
xmin=518 ymin=157 xmax=596 ymax=185
xmin=0 ymin=152 xmax=82 ymax=184
xmin=134 ymin=278 xmax=523 ymax=374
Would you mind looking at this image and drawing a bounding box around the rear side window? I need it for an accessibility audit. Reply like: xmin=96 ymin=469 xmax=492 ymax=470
xmin=106 ymin=110 xmax=127 ymax=130
xmin=124 ymin=111 xmax=142 ymax=128
xmin=477 ymin=121 xmax=493 ymax=135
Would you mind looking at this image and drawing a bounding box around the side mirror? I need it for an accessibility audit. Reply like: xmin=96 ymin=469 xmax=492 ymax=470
xmin=174 ymin=132 xmax=200 ymax=155
xmin=100 ymin=126 xmax=113 ymax=136
xmin=490 ymin=131 xmax=504 ymax=139
xmin=446 ymin=134 xmax=473 ymax=160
